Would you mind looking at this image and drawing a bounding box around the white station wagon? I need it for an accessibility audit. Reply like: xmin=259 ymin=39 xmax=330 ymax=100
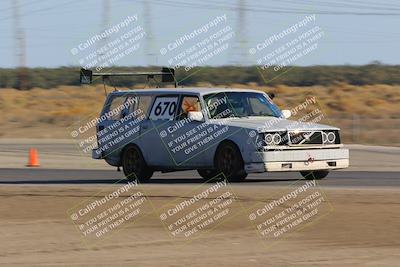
xmin=91 ymin=87 xmax=349 ymax=182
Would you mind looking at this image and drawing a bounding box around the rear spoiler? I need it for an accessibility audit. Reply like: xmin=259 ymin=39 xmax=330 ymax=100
xmin=79 ymin=67 xmax=176 ymax=87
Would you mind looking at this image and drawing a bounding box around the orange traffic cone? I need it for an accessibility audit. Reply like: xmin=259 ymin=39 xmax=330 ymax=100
xmin=27 ymin=148 xmax=40 ymax=167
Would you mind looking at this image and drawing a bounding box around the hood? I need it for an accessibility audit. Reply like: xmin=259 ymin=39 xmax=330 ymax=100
xmin=210 ymin=116 xmax=339 ymax=132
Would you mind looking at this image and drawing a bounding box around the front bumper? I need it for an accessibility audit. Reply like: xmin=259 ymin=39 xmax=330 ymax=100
xmin=245 ymin=148 xmax=349 ymax=173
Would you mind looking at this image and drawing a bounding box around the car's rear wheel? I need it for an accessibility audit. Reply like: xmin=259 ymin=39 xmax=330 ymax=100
xmin=122 ymin=145 xmax=153 ymax=182
xmin=197 ymin=169 xmax=218 ymax=181
xmin=215 ymin=142 xmax=247 ymax=182
xmin=300 ymin=170 xmax=329 ymax=180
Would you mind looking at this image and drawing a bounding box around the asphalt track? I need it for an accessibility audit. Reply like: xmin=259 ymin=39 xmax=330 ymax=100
xmin=0 ymin=168 xmax=399 ymax=187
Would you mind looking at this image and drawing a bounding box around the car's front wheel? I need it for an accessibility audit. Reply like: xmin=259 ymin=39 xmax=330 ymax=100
xmin=300 ymin=170 xmax=329 ymax=180
xmin=215 ymin=142 xmax=247 ymax=182
xmin=122 ymin=145 xmax=153 ymax=182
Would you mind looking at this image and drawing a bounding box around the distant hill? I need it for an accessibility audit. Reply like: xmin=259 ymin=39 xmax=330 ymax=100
xmin=1 ymin=64 xmax=400 ymax=89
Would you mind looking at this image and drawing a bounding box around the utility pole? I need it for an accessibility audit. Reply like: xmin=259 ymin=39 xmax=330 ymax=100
xmin=12 ymin=0 xmax=28 ymax=90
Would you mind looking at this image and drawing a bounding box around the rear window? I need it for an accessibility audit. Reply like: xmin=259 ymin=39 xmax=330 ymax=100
xmin=105 ymin=95 xmax=126 ymax=120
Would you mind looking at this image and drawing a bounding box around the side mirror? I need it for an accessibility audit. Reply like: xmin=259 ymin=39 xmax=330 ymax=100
xmin=187 ymin=111 xmax=204 ymax=122
xmin=267 ymin=92 xmax=275 ymax=100
xmin=282 ymin=109 xmax=291 ymax=119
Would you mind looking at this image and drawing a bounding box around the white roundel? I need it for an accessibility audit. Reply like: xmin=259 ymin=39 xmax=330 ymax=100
xmin=327 ymin=132 xmax=336 ymax=143
xmin=273 ymin=133 xmax=281 ymax=144
xmin=265 ymin=133 xmax=281 ymax=145
xmin=265 ymin=133 xmax=273 ymax=145
xmin=322 ymin=132 xmax=328 ymax=143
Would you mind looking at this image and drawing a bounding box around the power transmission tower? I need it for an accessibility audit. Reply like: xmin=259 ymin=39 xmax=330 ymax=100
xmin=98 ymin=0 xmax=111 ymax=64
xmin=230 ymin=0 xmax=248 ymax=66
xmin=143 ymin=0 xmax=156 ymax=66
xmin=12 ymin=0 xmax=28 ymax=89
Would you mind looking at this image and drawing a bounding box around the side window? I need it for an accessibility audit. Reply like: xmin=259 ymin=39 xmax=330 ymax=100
xmin=248 ymin=97 xmax=267 ymax=115
xmin=149 ymin=95 xmax=179 ymax=120
xmin=122 ymin=95 xmax=138 ymax=118
xmin=136 ymin=95 xmax=153 ymax=118
xmin=178 ymin=96 xmax=201 ymax=120
xmin=106 ymin=95 xmax=126 ymax=121
xmin=204 ymin=93 xmax=230 ymax=119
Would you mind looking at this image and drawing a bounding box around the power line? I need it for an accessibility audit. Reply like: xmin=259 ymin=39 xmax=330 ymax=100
xmin=149 ymin=0 xmax=400 ymax=16
xmin=266 ymin=0 xmax=400 ymax=11
xmin=0 ymin=0 xmax=82 ymax=22
xmin=0 ymin=0 xmax=43 ymax=13
xmin=209 ymin=0 xmax=400 ymax=11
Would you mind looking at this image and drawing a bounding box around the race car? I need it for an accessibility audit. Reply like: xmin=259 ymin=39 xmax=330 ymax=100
xmin=80 ymin=68 xmax=349 ymax=182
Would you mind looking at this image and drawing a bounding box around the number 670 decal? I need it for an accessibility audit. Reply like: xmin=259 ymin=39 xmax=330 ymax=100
xmin=149 ymin=96 xmax=179 ymax=120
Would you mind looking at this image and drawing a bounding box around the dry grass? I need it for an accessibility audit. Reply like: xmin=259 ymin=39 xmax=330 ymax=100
xmin=0 ymin=84 xmax=399 ymax=144
xmin=233 ymin=83 xmax=400 ymax=118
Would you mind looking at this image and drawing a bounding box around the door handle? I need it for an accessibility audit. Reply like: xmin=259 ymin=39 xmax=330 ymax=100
xmin=142 ymin=125 xmax=148 ymax=130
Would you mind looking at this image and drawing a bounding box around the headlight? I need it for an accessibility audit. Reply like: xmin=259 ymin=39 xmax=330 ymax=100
xmin=327 ymin=132 xmax=336 ymax=143
xmin=323 ymin=130 xmax=340 ymax=144
xmin=264 ymin=132 xmax=286 ymax=146
xmin=265 ymin=133 xmax=273 ymax=144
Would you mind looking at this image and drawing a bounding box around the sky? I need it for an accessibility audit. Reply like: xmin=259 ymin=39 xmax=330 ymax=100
xmin=0 ymin=0 xmax=400 ymax=68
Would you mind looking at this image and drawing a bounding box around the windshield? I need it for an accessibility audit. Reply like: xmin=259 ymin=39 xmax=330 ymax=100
xmin=203 ymin=92 xmax=282 ymax=119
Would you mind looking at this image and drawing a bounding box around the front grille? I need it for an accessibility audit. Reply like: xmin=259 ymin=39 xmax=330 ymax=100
xmin=289 ymin=131 xmax=323 ymax=145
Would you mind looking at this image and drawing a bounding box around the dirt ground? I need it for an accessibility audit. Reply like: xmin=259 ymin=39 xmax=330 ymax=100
xmin=0 ymin=184 xmax=399 ymax=266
